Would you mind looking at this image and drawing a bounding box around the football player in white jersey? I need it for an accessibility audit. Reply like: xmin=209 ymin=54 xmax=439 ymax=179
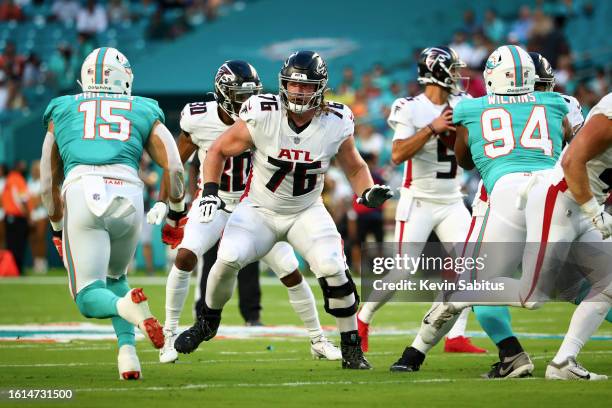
xmin=174 ymin=51 xmax=393 ymax=369
xmin=149 ymin=60 xmax=341 ymax=363
xmin=530 ymin=52 xmax=584 ymax=136
xmin=357 ymin=46 xmax=485 ymax=355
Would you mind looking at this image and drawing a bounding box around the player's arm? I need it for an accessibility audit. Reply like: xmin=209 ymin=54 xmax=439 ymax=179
xmin=336 ymin=135 xmax=392 ymax=208
xmin=145 ymin=121 xmax=185 ymax=211
xmin=40 ymin=121 xmax=65 ymax=258
xmin=391 ymin=109 xmax=455 ymax=164
xmin=562 ymin=117 xmax=573 ymax=142
xmin=561 ymin=114 xmax=612 ymax=205
xmin=40 ymin=121 xmax=64 ymax=226
xmin=158 ymin=130 xmax=197 ymax=202
xmin=198 ymin=119 xmax=254 ymax=222
xmin=454 ymin=124 xmax=475 ymax=170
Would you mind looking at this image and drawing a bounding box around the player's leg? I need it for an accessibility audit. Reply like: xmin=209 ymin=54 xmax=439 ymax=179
xmin=262 ymin=241 xmax=341 ymax=360
xmin=546 ymin=225 xmax=611 ymax=380
xmin=161 ymin=203 xmax=228 ymax=362
xmin=357 ymin=197 xmax=434 ymax=352
xmin=237 ymin=261 xmax=262 ymax=325
xmin=434 ymin=200 xmax=487 ymax=353
xmin=287 ymin=202 xmax=368 ymax=369
xmin=65 ymin=181 xmax=163 ymax=350
xmin=174 ymin=202 xmax=277 ymax=354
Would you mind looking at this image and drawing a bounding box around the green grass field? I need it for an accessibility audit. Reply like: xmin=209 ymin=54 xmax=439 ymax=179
xmin=0 ymin=271 xmax=610 ymax=408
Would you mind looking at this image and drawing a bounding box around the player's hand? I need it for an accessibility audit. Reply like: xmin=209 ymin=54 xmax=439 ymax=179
xmin=146 ymin=201 xmax=168 ymax=225
xmin=581 ymin=198 xmax=612 ymax=239
xmin=162 ymin=208 xmax=188 ymax=249
xmin=52 ymin=229 xmax=63 ymax=261
xmin=430 ymin=109 xmax=456 ymax=134
xmin=198 ymin=195 xmax=225 ymax=223
xmin=357 ymin=184 xmax=393 ymax=208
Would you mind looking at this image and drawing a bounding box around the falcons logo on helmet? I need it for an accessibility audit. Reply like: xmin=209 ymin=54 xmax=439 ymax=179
xmin=215 ymin=64 xmax=236 ymax=84
xmin=424 ymin=47 xmax=451 ymax=71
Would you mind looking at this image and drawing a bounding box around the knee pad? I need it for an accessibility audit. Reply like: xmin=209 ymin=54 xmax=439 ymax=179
xmin=269 ymin=251 xmax=299 ymax=279
xmin=217 ymin=243 xmax=243 ymax=270
xmin=318 ymin=270 xmax=359 ymax=317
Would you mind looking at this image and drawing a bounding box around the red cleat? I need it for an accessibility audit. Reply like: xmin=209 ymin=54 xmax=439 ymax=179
xmin=121 ymin=371 xmax=141 ymax=380
xmin=444 ymin=336 xmax=487 ymax=353
xmin=357 ymin=316 xmax=369 ymax=352
xmin=142 ymin=317 xmax=164 ymax=349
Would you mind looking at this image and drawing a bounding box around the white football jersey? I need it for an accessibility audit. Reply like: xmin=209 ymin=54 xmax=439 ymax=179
xmin=239 ymin=94 xmax=354 ymax=214
xmin=180 ymin=100 xmax=251 ymax=204
xmin=560 ymin=93 xmax=584 ymax=134
xmin=556 ymin=92 xmax=612 ymax=204
xmin=388 ymin=92 xmax=470 ymax=202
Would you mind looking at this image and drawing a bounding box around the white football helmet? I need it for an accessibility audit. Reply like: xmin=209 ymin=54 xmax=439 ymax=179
xmin=80 ymin=47 xmax=133 ymax=95
xmin=483 ymin=45 xmax=535 ymax=95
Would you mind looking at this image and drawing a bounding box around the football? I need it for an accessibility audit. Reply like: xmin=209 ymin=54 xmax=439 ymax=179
xmin=438 ymin=105 xmax=456 ymax=150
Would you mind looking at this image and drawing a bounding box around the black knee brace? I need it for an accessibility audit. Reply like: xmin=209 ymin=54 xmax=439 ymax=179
xmin=318 ymin=270 xmax=360 ymax=317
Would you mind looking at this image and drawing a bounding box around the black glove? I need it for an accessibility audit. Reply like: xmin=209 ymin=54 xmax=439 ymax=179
xmin=357 ymin=184 xmax=393 ymax=208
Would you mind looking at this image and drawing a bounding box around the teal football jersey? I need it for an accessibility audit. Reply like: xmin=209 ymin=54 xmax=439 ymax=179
xmin=43 ymin=92 xmax=165 ymax=175
xmin=453 ymin=92 xmax=568 ymax=192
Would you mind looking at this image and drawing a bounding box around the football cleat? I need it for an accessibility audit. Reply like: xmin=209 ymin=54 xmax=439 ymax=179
xmin=340 ymin=331 xmax=371 ymax=369
xmin=310 ymin=336 xmax=342 ymax=360
xmin=116 ymin=288 xmax=164 ymax=349
xmin=419 ymin=302 xmax=462 ymax=344
xmin=118 ymin=344 xmax=141 ymax=380
xmin=484 ymin=351 xmax=534 ymax=379
xmin=390 ymin=346 xmax=425 ymax=372
xmin=444 ymin=336 xmax=487 ymax=353
xmin=357 ymin=316 xmax=370 ymax=352
xmin=545 ymin=357 xmax=608 ymax=381
xmin=159 ymin=329 xmax=178 ymax=364
xmin=174 ymin=316 xmax=219 ymax=354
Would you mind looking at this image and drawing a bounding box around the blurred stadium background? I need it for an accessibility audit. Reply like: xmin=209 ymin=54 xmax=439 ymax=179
xmin=0 ymin=0 xmax=610 ymax=275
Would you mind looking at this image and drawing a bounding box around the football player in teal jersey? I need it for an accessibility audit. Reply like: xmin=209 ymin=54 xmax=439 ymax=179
xmin=40 ymin=47 xmax=186 ymax=380
xmin=406 ymin=45 xmax=572 ymax=378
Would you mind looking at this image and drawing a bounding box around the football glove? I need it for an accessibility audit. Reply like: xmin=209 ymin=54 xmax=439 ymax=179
xmin=162 ymin=208 xmax=188 ymax=249
xmin=199 ymin=182 xmax=226 ymax=223
xmin=581 ymin=198 xmax=612 ymax=239
xmin=357 ymin=184 xmax=393 ymax=208
xmin=146 ymin=201 xmax=168 ymax=225
xmin=52 ymin=229 xmax=63 ymax=261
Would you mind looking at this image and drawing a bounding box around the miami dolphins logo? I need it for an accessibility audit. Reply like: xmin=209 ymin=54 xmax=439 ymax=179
xmin=486 ymin=51 xmax=503 ymax=70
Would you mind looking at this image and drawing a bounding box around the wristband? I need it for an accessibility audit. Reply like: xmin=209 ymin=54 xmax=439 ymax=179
xmin=168 ymin=200 xmax=185 ymax=212
xmin=50 ymin=219 xmax=63 ymax=232
xmin=427 ymin=123 xmax=437 ymax=135
xmin=580 ymin=197 xmax=601 ymax=218
xmin=202 ymin=182 xmax=220 ymax=197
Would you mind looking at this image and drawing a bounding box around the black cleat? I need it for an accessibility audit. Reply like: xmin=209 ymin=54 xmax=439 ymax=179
xmin=390 ymin=346 xmax=425 ymax=372
xmin=340 ymin=331 xmax=372 ymax=369
xmin=174 ymin=317 xmax=219 ymax=354
xmin=484 ymin=351 xmax=534 ymax=378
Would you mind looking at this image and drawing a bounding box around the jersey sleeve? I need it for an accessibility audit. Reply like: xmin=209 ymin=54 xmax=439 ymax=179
xmin=340 ymin=103 xmax=355 ymax=138
xmin=239 ymin=94 xmax=276 ymax=146
xmin=179 ymin=102 xmax=207 ymax=134
xmin=388 ymin=98 xmax=416 ymax=141
xmin=563 ymin=95 xmax=584 ymax=130
xmin=452 ymin=99 xmax=468 ymax=126
xmin=588 ymin=92 xmax=612 ymax=119
xmin=143 ymin=98 xmax=165 ymax=124
xmin=42 ymin=96 xmax=65 ymax=129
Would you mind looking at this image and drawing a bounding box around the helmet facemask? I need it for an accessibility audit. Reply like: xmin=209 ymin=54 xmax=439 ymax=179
xmin=216 ymin=81 xmax=262 ymax=119
xmin=279 ymin=74 xmax=327 ymax=114
xmin=535 ymin=76 xmax=555 ymax=92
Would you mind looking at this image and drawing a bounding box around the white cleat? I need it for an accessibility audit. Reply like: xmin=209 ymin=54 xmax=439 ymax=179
xmin=116 ymin=288 xmax=164 ymax=349
xmin=118 ymin=344 xmax=141 ymax=380
xmin=545 ymin=357 xmax=608 ymax=381
xmin=419 ymin=302 xmax=462 ymax=344
xmin=310 ymin=336 xmax=342 ymax=361
xmin=159 ymin=330 xmax=179 ymax=364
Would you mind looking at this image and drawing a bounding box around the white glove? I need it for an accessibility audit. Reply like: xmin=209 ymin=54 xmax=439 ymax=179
xmin=581 ymin=197 xmax=612 ymax=239
xmin=146 ymin=201 xmax=168 ymax=225
xmin=198 ymin=195 xmax=225 ymax=223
